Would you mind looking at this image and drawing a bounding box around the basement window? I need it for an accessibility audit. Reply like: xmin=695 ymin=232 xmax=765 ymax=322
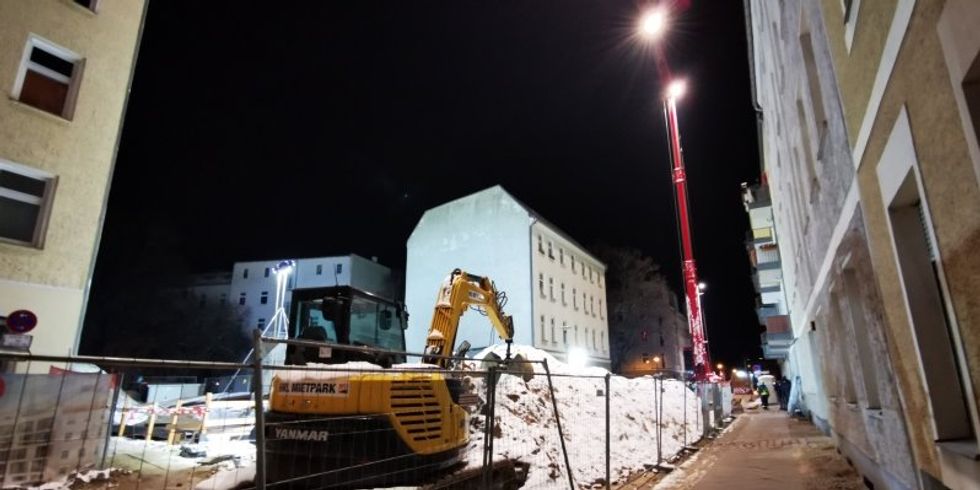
xmin=13 ymin=35 xmax=83 ymax=120
xmin=0 ymin=159 xmax=57 ymax=248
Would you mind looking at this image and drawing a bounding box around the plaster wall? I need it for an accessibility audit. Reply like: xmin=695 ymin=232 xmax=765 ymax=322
xmin=405 ymin=186 xmax=533 ymax=355
xmin=0 ymin=0 xmax=145 ymax=357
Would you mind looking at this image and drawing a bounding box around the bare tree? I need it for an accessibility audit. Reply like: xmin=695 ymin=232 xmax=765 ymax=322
xmin=594 ymin=245 xmax=689 ymax=374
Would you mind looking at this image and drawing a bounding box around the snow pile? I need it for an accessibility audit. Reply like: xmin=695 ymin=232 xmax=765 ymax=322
xmin=16 ymin=469 xmax=114 ymax=490
xmin=463 ymin=344 xmax=701 ymax=488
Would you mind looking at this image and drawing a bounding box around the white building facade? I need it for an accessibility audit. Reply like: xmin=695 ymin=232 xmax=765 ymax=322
xmin=406 ymin=186 xmax=609 ymax=367
xmin=189 ymin=255 xmax=398 ymax=336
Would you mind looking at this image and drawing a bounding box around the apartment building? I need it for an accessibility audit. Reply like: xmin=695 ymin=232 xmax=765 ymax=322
xmin=741 ymin=183 xmax=792 ymax=370
xmin=0 ymin=0 xmax=147 ymax=365
xmin=187 ymin=255 xmax=399 ymax=337
xmin=406 ymin=185 xmax=610 ymax=367
xmin=746 ymin=1 xmax=918 ymax=488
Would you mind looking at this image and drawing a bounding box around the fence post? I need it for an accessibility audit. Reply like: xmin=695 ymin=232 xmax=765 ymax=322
xmin=146 ymin=404 xmax=157 ymax=442
xmin=605 ymin=372 xmax=611 ymax=490
xmin=252 ymin=329 xmax=267 ymax=490
xmin=682 ymin=374 xmax=688 ymax=447
xmin=482 ymin=366 xmax=497 ymax=488
xmin=655 ymin=376 xmax=662 ymax=466
xmin=167 ymin=399 xmax=183 ymax=445
xmin=543 ymin=359 xmax=575 ymax=490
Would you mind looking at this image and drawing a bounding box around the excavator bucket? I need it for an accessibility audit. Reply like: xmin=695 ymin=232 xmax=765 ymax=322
xmin=480 ymin=351 xmax=534 ymax=382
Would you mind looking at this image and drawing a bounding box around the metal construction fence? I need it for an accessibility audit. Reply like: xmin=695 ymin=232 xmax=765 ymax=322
xmin=0 ymin=339 xmax=723 ymax=490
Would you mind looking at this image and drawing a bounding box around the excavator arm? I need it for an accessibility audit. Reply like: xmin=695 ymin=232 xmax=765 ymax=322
xmin=423 ymin=269 xmax=514 ymax=368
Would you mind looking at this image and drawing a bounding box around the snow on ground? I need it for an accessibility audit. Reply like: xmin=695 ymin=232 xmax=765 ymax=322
xmin=463 ymin=345 xmax=702 ymax=488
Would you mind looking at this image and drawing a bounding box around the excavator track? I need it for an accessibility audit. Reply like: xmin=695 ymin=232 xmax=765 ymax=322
xmin=420 ymin=460 xmax=529 ymax=490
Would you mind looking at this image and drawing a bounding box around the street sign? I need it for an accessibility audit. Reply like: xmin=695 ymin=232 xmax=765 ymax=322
xmin=0 ymin=333 xmax=33 ymax=351
xmin=6 ymin=310 xmax=38 ymax=333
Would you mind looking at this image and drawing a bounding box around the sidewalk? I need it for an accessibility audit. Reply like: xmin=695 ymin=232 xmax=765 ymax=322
xmin=652 ymin=410 xmax=864 ymax=490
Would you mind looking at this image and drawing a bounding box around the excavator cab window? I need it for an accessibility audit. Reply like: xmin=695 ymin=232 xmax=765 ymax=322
xmin=289 ymin=286 xmax=407 ymax=366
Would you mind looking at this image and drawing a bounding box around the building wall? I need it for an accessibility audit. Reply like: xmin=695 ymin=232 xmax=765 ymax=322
xmin=530 ymin=221 xmax=609 ymax=365
xmin=840 ymin=0 xmax=980 ymax=485
xmin=405 ymin=186 xmax=533 ymax=354
xmin=0 ymin=0 xmax=146 ymax=361
xmin=748 ymin=0 xmax=918 ymax=488
xmin=220 ymin=255 xmax=396 ymax=338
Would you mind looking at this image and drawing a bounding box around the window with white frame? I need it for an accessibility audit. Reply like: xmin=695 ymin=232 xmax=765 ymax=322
xmin=0 ymin=159 xmax=57 ymax=247
xmin=13 ymin=35 xmax=84 ymax=119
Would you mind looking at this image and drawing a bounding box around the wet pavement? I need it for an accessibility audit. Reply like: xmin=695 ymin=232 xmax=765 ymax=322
xmin=650 ymin=410 xmax=865 ymax=490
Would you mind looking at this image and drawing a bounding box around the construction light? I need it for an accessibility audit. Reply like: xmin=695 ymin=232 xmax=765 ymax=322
xmin=667 ymin=80 xmax=686 ymax=100
xmin=639 ymin=8 xmax=667 ymax=39
xmin=567 ymin=347 xmax=589 ymax=369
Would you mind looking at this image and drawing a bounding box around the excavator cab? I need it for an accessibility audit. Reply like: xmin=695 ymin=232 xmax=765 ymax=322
xmin=286 ymin=286 xmax=407 ymax=367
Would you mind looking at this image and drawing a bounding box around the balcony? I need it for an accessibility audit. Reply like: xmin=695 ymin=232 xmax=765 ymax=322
xmin=757 ymin=305 xmax=780 ymax=319
xmin=761 ymin=331 xmax=792 ymax=360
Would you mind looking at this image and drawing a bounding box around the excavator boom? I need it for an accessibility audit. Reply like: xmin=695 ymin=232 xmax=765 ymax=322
xmin=423 ymin=269 xmax=514 ymax=368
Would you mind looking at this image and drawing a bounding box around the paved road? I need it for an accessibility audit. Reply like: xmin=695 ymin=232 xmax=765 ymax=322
xmin=652 ymin=410 xmax=864 ymax=490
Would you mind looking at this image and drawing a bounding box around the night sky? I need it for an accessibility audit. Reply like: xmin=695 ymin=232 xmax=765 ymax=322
xmin=85 ymin=1 xmax=763 ymax=367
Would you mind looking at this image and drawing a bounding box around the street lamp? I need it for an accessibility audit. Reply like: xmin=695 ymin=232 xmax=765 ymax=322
xmin=638 ymin=8 xmax=667 ymax=40
xmin=667 ymin=80 xmax=687 ymax=100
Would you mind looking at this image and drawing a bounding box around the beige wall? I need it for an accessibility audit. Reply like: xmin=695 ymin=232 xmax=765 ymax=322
xmin=839 ymin=0 xmax=980 ymax=486
xmin=820 ymin=0 xmax=897 ymax=143
xmin=530 ymin=222 xmax=609 ymax=364
xmin=0 ymin=0 xmax=145 ymax=356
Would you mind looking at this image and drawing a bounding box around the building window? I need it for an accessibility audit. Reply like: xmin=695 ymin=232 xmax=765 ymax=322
xmin=551 ymin=318 xmax=556 ymax=344
xmin=573 ymin=325 xmax=578 ymax=345
xmin=573 ymin=288 xmax=578 ymax=310
xmin=963 ymin=49 xmax=980 ymax=161
xmin=540 ymin=315 xmax=546 ymax=343
xmin=264 ymin=267 xmax=270 ymax=278
xmin=538 ymin=234 xmax=544 ymax=253
xmin=841 ymin=0 xmax=861 ymax=52
xmin=243 ymin=268 xmax=249 ymax=279
xmin=590 ymin=296 xmax=595 ymax=316
xmin=539 ymin=273 xmax=545 ymax=297
xmin=73 ymin=0 xmax=99 ymax=12
xmin=0 ymin=160 xmax=57 ymax=248
xmin=560 ymin=283 xmax=566 ymax=305
xmin=560 ymin=320 xmax=566 ymax=345
xmin=257 ymin=318 xmax=265 ymax=329
xmin=13 ymin=35 xmax=83 ymax=119
xmin=316 ymin=264 xmax=323 ymax=275
xmin=559 ymin=248 xmax=564 ymax=265
xmin=592 ymin=330 xmax=597 ymax=351
xmin=571 ymin=255 xmax=576 ymax=272
xmin=599 ymin=299 xmax=604 ymax=319
xmin=548 ymin=277 xmax=554 ymax=301
xmin=239 ymin=293 xmax=246 ymax=305
xmin=887 ymin=172 xmax=974 ymax=441
xmin=547 ymin=241 xmax=554 ymax=259
xmin=602 ymin=332 xmax=606 ymax=352
xmin=260 ymin=291 xmax=269 ymax=305
xmin=598 ymin=275 xmax=603 ymax=288
xmin=582 ymin=264 xmax=586 ymax=279
xmin=335 ymin=263 xmax=343 ymax=274
xmin=589 ymin=268 xmax=595 ymax=283
xmin=841 ymin=268 xmax=882 ymax=408
xmin=583 ymin=292 xmax=587 ymax=311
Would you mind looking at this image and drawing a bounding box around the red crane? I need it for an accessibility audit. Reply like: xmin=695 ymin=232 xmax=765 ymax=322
xmin=663 ymin=85 xmax=712 ymax=381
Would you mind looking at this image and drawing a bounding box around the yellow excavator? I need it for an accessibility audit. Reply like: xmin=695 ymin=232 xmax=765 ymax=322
xmin=265 ymin=269 xmax=516 ymax=489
